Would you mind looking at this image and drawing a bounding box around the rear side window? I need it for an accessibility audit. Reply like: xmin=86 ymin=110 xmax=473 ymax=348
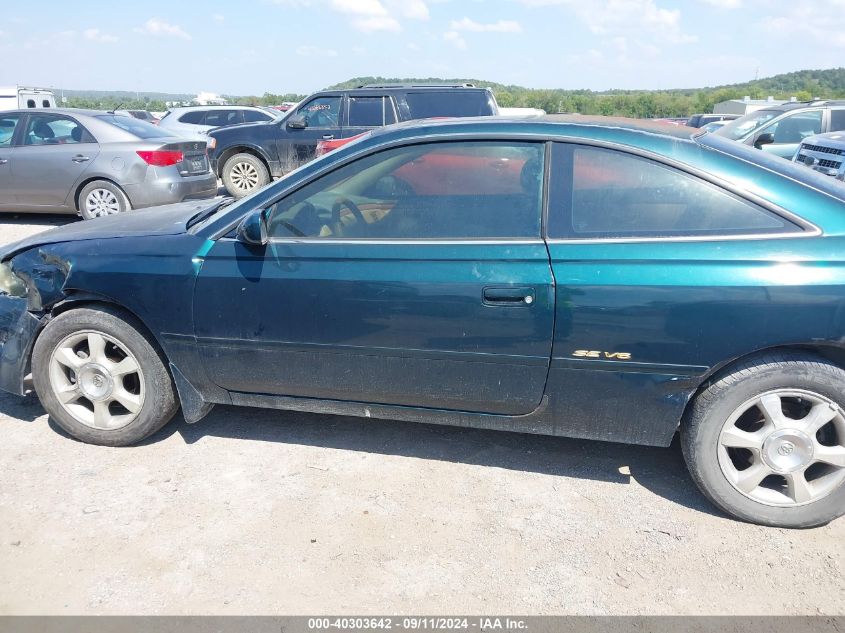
xmin=0 ymin=113 xmax=21 ymax=147
xmin=179 ymin=110 xmax=206 ymax=125
xmin=831 ymin=109 xmax=845 ymax=132
xmin=348 ymin=96 xmax=395 ymax=127
xmin=266 ymin=141 xmax=544 ymax=240
xmin=548 ymin=145 xmax=798 ymax=239
xmin=96 ymin=115 xmax=164 ymax=139
xmin=405 ymin=91 xmax=495 ymax=118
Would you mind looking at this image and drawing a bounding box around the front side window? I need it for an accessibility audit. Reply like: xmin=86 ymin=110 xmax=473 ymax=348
xmin=0 ymin=113 xmax=21 ymax=147
xmin=266 ymin=141 xmax=544 ymax=240
xmin=761 ymin=110 xmax=823 ymax=144
xmin=548 ymin=145 xmax=797 ymax=239
xmin=23 ymin=115 xmax=91 ymax=146
xmin=298 ymin=97 xmax=342 ymax=128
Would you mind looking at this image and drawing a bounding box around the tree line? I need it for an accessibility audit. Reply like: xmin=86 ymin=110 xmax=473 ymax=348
xmin=64 ymin=67 xmax=845 ymax=119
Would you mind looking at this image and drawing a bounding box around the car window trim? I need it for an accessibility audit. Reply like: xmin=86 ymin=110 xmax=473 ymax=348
xmin=264 ymin=138 xmax=548 ymax=242
xmin=204 ymin=131 xmax=819 ymax=241
xmin=545 ymin=140 xmax=818 ymax=244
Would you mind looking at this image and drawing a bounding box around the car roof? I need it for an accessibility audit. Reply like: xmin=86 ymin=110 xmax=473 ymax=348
xmin=752 ymin=100 xmax=845 ymax=114
xmin=2 ymin=108 xmax=111 ymax=117
xmin=167 ymin=105 xmax=268 ymax=111
xmin=312 ymin=86 xmax=493 ymax=97
xmin=376 ymin=114 xmax=697 ymax=140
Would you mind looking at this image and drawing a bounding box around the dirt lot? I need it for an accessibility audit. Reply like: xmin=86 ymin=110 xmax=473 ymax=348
xmin=0 ymin=213 xmax=843 ymax=615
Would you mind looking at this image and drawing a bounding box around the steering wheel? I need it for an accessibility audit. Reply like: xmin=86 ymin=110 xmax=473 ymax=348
xmin=267 ymin=201 xmax=313 ymax=237
xmin=331 ymin=197 xmax=367 ymax=230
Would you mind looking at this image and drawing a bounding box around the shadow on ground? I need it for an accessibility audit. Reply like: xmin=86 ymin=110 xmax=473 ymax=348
xmin=0 ymin=387 xmax=720 ymax=520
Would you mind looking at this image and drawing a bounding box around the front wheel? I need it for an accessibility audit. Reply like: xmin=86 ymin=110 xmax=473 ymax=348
xmin=682 ymin=353 xmax=845 ymax=528
xmin=221 ymin=153 xmax=270 ymax=198
xmin=32 ymin=307 xmax=179 ymax=446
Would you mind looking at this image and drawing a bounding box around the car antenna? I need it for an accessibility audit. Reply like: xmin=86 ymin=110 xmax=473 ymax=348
xmin=108 ymin=103 xmax=125 ymax=114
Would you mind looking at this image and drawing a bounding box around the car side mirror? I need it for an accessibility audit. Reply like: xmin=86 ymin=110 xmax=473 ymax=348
xmin=236 ymin=209 xmax=269 ymax=246
xmin=287 ymin=115 xmax=307 ymax=130
xmin=754 ymin=132 xmax=775 ymax=149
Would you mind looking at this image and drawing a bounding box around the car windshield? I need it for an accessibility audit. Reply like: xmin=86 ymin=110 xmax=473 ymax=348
xmin=714 ymin=110 xmax=780 ymax=141
xmin=97 ymin=114 xmax=167 ymax=139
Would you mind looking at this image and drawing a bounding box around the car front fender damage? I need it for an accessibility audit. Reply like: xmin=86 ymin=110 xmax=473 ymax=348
xmin=0 ymin=248 xmax=72 ymax=395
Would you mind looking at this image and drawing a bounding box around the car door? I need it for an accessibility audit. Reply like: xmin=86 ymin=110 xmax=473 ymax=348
xmin=194 ymin=139 xmax=555 ymax=415
xmin=544 ymin=143 xmax=809 ymax=443
xmin=0 ymin=112 xmax=22 ymax=207
xmin=277 ymin=95 xmax=343 ymax=173
xmin=9 ymin=113 xmax=99 ymax=210
xmin=753 ymin=109 xmax=823 ymax=159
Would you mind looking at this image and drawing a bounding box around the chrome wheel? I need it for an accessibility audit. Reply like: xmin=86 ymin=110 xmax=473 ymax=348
xmin=84 ymin=188 xmax=121 ymax=217
xmin=718 ymin=389 xmax=845 ymax=507
xmin=229 ymin=161 xmax=259 ymax=192
xmin=48 ymin=330 xmax=145 ymax=431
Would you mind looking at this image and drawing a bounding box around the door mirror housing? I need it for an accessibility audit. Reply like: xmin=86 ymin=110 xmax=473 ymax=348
xmin=754 ymin=132 xmax=775 ymax=149
xmin=236 ymin=209 xmax=269 ymax=246
xmin=287 ymin=115 xmax=307 ymax=130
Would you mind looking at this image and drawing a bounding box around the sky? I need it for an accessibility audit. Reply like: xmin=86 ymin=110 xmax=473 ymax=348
xmin=1 ymin=0 xmax=844 ymax=96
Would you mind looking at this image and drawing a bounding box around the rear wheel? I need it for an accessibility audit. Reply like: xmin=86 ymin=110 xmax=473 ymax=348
xmin=222 ymin=153 xmax=270 ymax=198
xmin=682 ymin=353 xmax=845 ymax=528
xmin=32 ymin=307 xmax=178 ymax=446
xmin=78 ymin=180 xmax=131 ymax=220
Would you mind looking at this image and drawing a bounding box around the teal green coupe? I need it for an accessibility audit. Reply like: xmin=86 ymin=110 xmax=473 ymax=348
xmin=2 ymin=115 xmax=845 ymax=527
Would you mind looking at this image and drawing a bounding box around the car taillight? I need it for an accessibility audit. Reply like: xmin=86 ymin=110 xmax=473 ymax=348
xmin=136 ymin=150 xmax=183 ymax=166
xmin=315 ymin=141 xmax=328 ymax=157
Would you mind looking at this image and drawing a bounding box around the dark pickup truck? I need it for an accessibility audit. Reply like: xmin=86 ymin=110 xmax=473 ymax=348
xmin=208 ymin=83 xmax=499 ymax=197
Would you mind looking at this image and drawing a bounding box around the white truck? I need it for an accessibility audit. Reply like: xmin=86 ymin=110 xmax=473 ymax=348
xmin=0 ymin=86 xmax=57 ymax=111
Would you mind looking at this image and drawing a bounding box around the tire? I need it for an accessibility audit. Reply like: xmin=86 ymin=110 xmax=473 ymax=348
xmin=78 ymin=180 xmax=131 ymax=220
xmin=32 ymin=306 xmax=179 ymax=446
xmin=221 ymin=153 xmax=270 ymax=198
xmin=682 ymin=352 xmax=845 ymax=528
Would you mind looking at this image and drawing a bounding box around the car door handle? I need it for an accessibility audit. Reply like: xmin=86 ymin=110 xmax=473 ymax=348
xmin=483 ymin=286 xmax=535 ymax=306
xmin=0 ymin=158 xmax=7 ymax=165
xmin=321 ymin=134 xmax=334 ymax=140
xmin=72 ymin=155 xmax=90 ymax=163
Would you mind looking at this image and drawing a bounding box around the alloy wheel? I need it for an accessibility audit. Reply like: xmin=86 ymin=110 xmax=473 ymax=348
xmin=718 ymin=389 xmax=845 ymax=506
xmin=230 ymin=161 xmax=259 ymax=192
xmin=48 ymin=330 xmax=145 ymax=430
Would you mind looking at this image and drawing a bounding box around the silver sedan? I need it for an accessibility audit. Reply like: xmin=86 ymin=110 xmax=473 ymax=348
xmin=0 ymin=108 xmax=217 ymax=219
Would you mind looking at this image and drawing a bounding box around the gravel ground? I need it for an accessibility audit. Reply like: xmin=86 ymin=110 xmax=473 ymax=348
xmin=0 ymin=213 xmax=843 ymax=615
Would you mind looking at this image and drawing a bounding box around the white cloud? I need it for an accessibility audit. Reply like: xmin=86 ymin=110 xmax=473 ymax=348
xmin=758 ymin=1 xmax=845 ymax=47
xmin=699 ymin=0 xmax=742 ymax=7
xmin=133 ymin=18 xmax=192 ymax=40
xmin=520 ymin=0 xmax=695 ymax=45
xmin=83 ymin=28 xmax=119 ymax=43
xmin=212 ymin=13 xmax=225 ymax=23
xmin=443 ymin=30 xmax=467 ymax=49
xmin=330 ymin=0 xmax=388 ymax=15
xmin=352 ymin=15 xmax=401 ymax=32
xmin=449 ymin=17 xmax=523 ymax=33
xmin=296 ymin=44 xmax=339 ymax=57
xmin=392 ymin=0 xmax=429 ymax=20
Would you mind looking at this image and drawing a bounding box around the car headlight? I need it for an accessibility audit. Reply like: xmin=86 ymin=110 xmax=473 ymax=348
xmin=206 ymin=136 xmax=217 ymax=150
xmin=0 ymin=262 xmax=26 ymax=298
